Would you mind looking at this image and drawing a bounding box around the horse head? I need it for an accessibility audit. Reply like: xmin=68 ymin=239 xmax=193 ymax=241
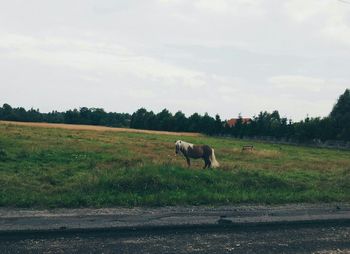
xmin=175 ymin=140 xmax=182 ymax=155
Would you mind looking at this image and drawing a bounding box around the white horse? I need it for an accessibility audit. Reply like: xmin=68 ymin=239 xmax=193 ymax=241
xmin=175 ymin=140 xmax=220 ymax=169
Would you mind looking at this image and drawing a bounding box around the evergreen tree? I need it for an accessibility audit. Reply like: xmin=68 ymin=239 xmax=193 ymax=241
xmin=174 ymin=111 xmax=188 ymax=132
xmin=329 ymin=89 xmax=350 ymax=140
xmin=214 ymin=114 xmax=223 ymax=134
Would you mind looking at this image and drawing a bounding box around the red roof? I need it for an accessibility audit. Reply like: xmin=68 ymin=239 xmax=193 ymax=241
xmin=227 ymin=118 xmax=251 ymax=127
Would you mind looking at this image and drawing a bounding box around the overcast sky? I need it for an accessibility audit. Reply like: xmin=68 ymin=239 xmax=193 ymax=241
xmin=1 ymin=0 xmax=350 ymax=121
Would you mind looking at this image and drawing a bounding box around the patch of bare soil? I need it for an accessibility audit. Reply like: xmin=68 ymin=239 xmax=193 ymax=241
xmin=0 ymin=121 xmax=200 ymax=137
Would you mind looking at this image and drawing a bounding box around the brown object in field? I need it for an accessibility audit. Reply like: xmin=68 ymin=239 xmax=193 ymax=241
xmin=242 ymin=145 xmax=254 ymax=151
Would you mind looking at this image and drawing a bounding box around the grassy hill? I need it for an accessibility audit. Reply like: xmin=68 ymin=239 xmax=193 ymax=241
xmin=0 ymin=121 xmax=349 ymax=208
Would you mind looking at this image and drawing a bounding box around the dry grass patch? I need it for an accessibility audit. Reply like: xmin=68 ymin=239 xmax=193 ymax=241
xmin=0 ymin=121 xmax=200 ymax=137
xmin=250 ymin=149 xmax=282 ymax=159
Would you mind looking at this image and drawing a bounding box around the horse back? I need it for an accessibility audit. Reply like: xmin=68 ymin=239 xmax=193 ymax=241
xmin=188 ymin=145 xmax=212 ymax=159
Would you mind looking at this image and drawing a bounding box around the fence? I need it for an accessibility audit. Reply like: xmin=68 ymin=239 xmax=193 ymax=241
xmin=218 ymin=135 xmax=350 ymax=150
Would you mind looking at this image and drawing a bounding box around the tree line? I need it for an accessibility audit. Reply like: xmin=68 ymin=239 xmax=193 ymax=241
xmin=0 ymin=105 xmax=131 ymax=127
xmin=1 ymin=89 xmax=349 ymax=142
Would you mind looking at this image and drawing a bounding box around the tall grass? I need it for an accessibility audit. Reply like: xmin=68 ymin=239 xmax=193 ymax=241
xmin=0 ymin=123 xmax=349 ymax=208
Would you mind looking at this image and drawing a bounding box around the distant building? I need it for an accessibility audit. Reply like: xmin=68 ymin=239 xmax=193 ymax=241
xmin=226 ymin=118 xmax=251 ymax=127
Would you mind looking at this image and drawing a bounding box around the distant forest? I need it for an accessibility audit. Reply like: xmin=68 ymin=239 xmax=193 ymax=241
xmin=1 ymin=89 xmax=349 ymax=142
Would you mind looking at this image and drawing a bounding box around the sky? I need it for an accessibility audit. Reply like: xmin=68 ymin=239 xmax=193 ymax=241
xmin=1 ymin=0 xmax=350 ymax=121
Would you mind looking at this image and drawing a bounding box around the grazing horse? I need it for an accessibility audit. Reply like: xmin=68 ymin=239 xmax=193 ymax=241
xmin=175 ymin=140 xmax=220 ymax=169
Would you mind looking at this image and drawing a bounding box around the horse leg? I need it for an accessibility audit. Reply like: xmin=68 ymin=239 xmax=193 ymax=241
xmin=207 ymin=159 xmax=212 ymax=168
xmin=203 ymin=157 xmax=210 ymax=169
xmin=186 ymin=157 xmax=191 ymax=167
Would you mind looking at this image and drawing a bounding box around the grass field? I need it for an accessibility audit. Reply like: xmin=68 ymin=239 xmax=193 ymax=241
xmin=0 ymin=121 xmax=349 ymax=208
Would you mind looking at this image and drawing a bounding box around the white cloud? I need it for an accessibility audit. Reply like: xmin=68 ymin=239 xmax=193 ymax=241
xmin=268 ymin=75 xmax=346 ymax=96
xmin=0 ymin=33 xmax=207 ymax=89
xmin=268 ymin=75 xmax=327 ymax=92
xmin=194 ymin=0 xmax=230 ymax=13
xmin=284 ymin=0 xmax=329 ymax=23
xmin=284 ymin=0 xmax=350 ymax=47
xmin=322 ymin=16 xmax=350 ymax=47
xmin=193 ymin=0 xmax=264 ymax=15
xmin=0 ymin=1 xmax=350 ymax=121
xmin=128 ymin=88 xmax=156 ymax=99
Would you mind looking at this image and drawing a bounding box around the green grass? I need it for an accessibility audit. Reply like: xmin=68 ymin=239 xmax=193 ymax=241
xmin=0 ymin=123 xmax=349 ymax=208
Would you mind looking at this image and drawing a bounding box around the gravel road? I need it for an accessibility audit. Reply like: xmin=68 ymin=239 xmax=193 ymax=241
xmin=1 ymin=222 xmax=350 ymax=254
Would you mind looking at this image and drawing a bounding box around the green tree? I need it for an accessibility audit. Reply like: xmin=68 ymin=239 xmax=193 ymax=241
xmin=188 ymin=113 xmax=201 ymax=132
xmin=0 ymin=103 xmax=15 ymax=120
xmin=329 ymin=89 xmax=350 ymax=140
xmin=130 ymin=108 xmax=148 ymax=129
xmin=214 ymin=114 xmax=223 ymax=134
xmin=174 ymin=111 xmax=188 ymax=131
xmin=200 ymin=113 xmax=216 ymax=135
xmin=156 ymin=109 xmax=173 ymax=131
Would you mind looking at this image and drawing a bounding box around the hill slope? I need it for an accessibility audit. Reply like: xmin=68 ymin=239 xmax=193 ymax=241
xmin=0 ymin=121 xmax=349 ymax=208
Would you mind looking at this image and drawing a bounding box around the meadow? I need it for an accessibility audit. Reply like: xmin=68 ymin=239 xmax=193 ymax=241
xmin=0 ymin=121 xmax=349 ymax=208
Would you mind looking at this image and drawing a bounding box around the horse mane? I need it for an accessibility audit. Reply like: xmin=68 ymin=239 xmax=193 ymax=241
xmin=176 ymin=140 xmax=193 ymax=151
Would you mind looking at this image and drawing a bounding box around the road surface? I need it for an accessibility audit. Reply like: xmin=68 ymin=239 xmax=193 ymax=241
xmin=1 ymin=222 xmax=350 ymax=254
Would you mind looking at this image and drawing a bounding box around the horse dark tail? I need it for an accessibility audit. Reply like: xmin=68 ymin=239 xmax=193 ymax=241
xmin=210 ymin=148 xmax=220 ymax=168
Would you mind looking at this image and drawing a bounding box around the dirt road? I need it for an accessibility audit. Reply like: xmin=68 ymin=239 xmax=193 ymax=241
xmin=1 ymin=222 xmax=350 ymax=254
xmin=1 ymin=204 xmax=350 ymax=253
